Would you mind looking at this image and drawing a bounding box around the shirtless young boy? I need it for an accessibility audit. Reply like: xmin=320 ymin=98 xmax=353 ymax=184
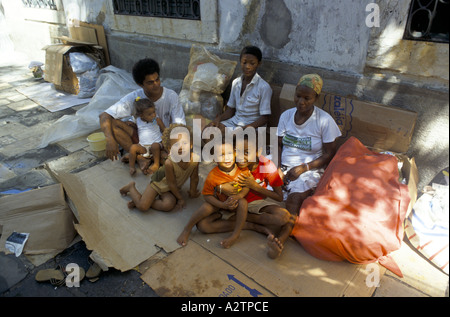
xmin=120 ymin=124 xmax=199 ymax=212
xmin=177 ymin=142 xmax=249 ymax=249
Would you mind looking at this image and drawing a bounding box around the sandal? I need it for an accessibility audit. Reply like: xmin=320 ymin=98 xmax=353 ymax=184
xmin=86 ymin=262 xmax=102 ymax=280
xmin=36 ymin=264 xmax=86 ymax=287
xmin=65 ymin=266 xmax=86 ymax=286
xmin=35 ymin=265 xmax=66 ymax=286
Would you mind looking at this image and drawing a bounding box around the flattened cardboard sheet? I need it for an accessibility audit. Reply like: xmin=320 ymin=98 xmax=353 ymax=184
xmin=142 ymin=229 xmax=379 ymax=297
xmin=52 ymin=159 xmax=205 ymax=272
xmin=141 ymin=241 xmax=273 ymax=297
xmin=53 ymin=158 xmax=389 ymax=296
xmin=143 ymin=157 xmax=417 ymax=297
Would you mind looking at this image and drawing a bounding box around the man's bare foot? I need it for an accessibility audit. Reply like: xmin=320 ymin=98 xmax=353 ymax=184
xmin=177 ymin=229 xmax=190 ymax=246
xmin=119 ymin=181 xmax=135 ymax=196
xmin=220 ymin=234 xmax=239 ymax=249
xmin=121 ymin=153 xmax=130 ymax=164
xmin=267 ymin=234 xmax=283 ymax=259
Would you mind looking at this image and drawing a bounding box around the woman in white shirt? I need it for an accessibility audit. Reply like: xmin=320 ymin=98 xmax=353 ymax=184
xmin=277 ymin=74 xmax=341 ymax=220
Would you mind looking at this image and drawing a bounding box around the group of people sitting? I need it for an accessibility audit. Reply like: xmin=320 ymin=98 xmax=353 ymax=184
xmin=99 ymin=46 xmax=342 ymax=259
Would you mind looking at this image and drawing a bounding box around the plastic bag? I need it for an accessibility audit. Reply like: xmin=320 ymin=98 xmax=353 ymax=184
xmin=199 ymin=91 xmax=223 ymax=120
xmin=38 ymin=65 xmax=140 ymax=148
xmin=38 ymin=66 xmax=183 ymax=148
xmin=28 ymin=61 xmax=44 ymax=78
xmin=179 ymin=88 xmax=223 ymax=121
xmin=69 ymin=52 xmax=100 ymax=98
xmin=5 ymin=232 xmax=29 ymax=257
xmin=181 ymin=45 xmax=237 ymax=94
xmin=180 ymin=45 xmax=236 ymax=125
xmin=179 ymin=89 xmax=201 ymax=115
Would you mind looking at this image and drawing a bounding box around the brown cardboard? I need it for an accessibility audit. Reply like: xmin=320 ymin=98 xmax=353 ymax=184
xmin=141 ymin=241 xmax=273 ymax=297
xmin=43 ymin=42 xmax=105 ymax=95
xmin=191 ymin=230 xmax=378 ymax=297
xmin=279 ymin=84 xmax=418 ymax=153
xmin=0 ymin=184 xmax=77 ymax=258
xmin=140 ymin=158 xmax=418 ymax=297
xmin=50 ymin=159 xmax=202 ymax=271
xmin=52 ymin=160 xmax=383 ymax=296
xmin=69 ymin=26 xmax=98 ymax=46
xmin=398 ymin=155 xmax=419 ymax=217
xmin=70 ymin=22 xmax=111 ymax=66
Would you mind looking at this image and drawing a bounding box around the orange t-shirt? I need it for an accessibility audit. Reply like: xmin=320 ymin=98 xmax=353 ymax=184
xmin=202 ymin=165 xmax=243 ymax=202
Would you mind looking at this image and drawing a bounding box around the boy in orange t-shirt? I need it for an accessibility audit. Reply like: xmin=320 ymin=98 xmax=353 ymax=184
xmin=221 ymin=137 xmax=294 ymax=258
xmin=177 ymin=142 xmax=249 ymax=248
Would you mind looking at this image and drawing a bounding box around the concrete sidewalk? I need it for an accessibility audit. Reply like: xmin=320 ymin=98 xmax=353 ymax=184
xmin=0 ymin=57 xmax=448 ymax=297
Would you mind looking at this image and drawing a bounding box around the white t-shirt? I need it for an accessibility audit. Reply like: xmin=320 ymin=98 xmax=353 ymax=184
xmin=277 ymin=106 xmax=342 ymax=168
xmin=104 ymin=87 xmax=186 ymax=127
xmin=222 ymin=73 xmax=272 ymax=127
xmin=136 ymin=117 xmax=162 ymax=146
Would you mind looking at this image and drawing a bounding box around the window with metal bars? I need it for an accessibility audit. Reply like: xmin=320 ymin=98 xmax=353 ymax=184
xmin=22 ymin=0 xmax=57 ymax=10
xmin=404 ymin=0 xmax=449 ymax=43
xmin=112 ymin=0 xmax=201 ymax=20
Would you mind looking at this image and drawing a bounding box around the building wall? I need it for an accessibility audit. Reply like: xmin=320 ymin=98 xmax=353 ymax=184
xmin=2 ymin=0 xmax=448 ymax=188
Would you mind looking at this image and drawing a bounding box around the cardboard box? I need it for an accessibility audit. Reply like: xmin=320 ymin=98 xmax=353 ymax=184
xmin=0 ymin=184 xmax=77 ymax=264
xmin=69 ymin=21 xmax=111 ymax=66
xmin=279 ymin=83 xmax=418 ymax=153
xmin=43 ymin=38 xmax=105 ymax=95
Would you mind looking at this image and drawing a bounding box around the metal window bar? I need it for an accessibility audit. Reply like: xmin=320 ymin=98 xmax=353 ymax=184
xmin=112 ymin=0 xmax=201 ymax=20
xmin=404 ymin=0 xmax=449 ymax=43
xmin=22 ymin=0 xmax=57 ymax=10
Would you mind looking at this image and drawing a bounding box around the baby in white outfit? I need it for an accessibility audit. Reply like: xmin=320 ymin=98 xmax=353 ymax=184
xmin=128 ymin=97 xmax=166 ymax=175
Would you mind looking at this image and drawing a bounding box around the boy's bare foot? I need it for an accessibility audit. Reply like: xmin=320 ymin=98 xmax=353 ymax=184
xmin=127 ymin=201 xmax=136 ymax=209
xmin=146 ymin=163 xmax=159 ymax=175
xmin=220 ymin=234 xmax=239 ymax=249
xmin=177 ymin=229 xmax=190 ymax=246
xmin=138 ymin=157 xmax=151 ymax=174
xmin=267 ymin=234 xmax=283 ymax=259
xmin=244 ymin=222 xmax=272 ymax=236
xmin=119 ymin=181 xmax=135 ymax=196
xmin=129 ymin=167 xmax=136 ymax=176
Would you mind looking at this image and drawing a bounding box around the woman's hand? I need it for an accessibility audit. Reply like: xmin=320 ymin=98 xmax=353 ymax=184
xmin=285 ymin=164 xmax=308 ymax=182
